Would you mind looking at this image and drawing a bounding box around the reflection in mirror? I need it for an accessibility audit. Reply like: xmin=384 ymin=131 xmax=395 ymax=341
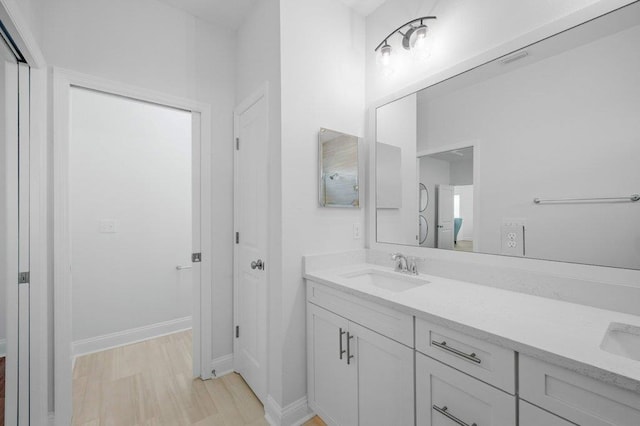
xmin=419 ymin=183 xmax=428 ymax=212
xmin=376 ymin=2 xmax=640 ymax=269
xmin=318 ymin=128 xmax=360 ymax=208
xmin=419 ymin=147 xmax=474 ymax=251
xmin=419 ymin=215 xmax=428 ymax=245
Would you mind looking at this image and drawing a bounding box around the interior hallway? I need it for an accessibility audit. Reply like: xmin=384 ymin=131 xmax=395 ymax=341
xmin=72 ymin=330 xmax=325 ymax=425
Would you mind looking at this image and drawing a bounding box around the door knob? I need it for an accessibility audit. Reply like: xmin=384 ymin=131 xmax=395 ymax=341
xmin=251 ymin=259 xmax=264 ymax=270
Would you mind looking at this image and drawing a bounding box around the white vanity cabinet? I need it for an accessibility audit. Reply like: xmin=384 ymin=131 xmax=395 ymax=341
xmin=519 ymin=401 xmax=575 ymax=426
xmin=416 ymin=318 xmax=516 ymax=394
xmin=307 ymin=303 xmax=357 ymax=426
xmin=306 ymin=277 xmax=640 ymax=426
xmin=416 ymin=353 xmax=516 ymax=426
xmin=520 ymin=355 xmax=640 ymax=426
xmin=307 ymin=283 xmax=414 ymax=426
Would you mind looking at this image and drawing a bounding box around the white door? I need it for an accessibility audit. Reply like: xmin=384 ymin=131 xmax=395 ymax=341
xmin=234 ymin=88 xmax=268 ymax=402
xmin=436 ymin=185 xmax=454 ymax=250
xmin=307 ymin=304 xmax=357 ymax=426
xmin=1 ymin=34 xmax=31 ymax=425
xmin=351 ymin=322 xmax=414 ymax=426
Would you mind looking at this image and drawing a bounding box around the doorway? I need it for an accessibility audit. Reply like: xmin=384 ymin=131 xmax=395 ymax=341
xmin=418 ymin=144 xmax=478 ymax=251
xmin=54 ymin=70 xmax=213 ymax=424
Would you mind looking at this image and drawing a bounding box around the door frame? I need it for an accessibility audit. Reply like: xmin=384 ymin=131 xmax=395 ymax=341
xmin=417 ymin=140 xmax=481 ymax=251
xmin=232 ymin=82 xmax=269 ymax=399
xmin=52 ymin=68 xmax=213 ymax=424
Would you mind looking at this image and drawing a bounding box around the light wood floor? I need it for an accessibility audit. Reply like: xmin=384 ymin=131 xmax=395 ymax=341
xmin=454 ymin=240 xmax=473 ymax=252
xmin=73 ymin=330 xmax=325 ymax=426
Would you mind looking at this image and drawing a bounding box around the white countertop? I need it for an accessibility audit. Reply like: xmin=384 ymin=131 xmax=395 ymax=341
xmin=304 ymin=262 xmax=640 ymax=393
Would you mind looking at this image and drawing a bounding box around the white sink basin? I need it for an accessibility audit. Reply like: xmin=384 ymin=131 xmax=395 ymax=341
xmin=340 ymin=269 xmax=428 ymax=293
xmin=600 ymin=323 xmax=640 ymax=361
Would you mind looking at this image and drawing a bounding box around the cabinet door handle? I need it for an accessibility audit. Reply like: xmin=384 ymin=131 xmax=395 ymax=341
xmin=339 ymin=328 xmax=346 ymax=360
xmin=433 ymin=405 xmax=477 ymax=426
xmin=346 ymin=332 xmax=354 ymax=365
xmin=431 ymin=340 xmax=481 ymax=364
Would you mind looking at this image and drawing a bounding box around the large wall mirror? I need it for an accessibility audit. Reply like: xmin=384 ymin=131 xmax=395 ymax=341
xmin=375 ymin=1 xmax=640 ymax=269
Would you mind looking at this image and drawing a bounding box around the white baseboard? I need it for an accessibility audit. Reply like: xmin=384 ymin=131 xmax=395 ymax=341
xmin=72 ymin=316 xmax=192 ymax=357
xmin=210 ymin=354 xmax=234 ymax=377
xmin=0 ymin=338 xmax=6 ymax=357
xmin=265 ymin=395 xmax=314 ymax=426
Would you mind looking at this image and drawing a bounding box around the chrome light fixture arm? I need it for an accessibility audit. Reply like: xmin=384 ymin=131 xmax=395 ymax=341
xmin=374 ymin=16 xmax=437 ymax=52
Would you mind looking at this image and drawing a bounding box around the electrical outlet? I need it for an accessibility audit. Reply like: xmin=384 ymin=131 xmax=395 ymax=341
xmin=501 ymin=219 xmax=525 ymax=256
xmin=99 ymin=220 xmax=117 ymax=233
xmin=353 ymin=223 xmax=361 ymax=240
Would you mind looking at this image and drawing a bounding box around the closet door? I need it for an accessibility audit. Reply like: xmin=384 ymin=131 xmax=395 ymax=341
xmin=17 ymin=62 xmax=30 ymax=426
xmin=1 ymin=32 xmax=20 ymax=425
xmin=1 ymin=31 xmax=30 ymax=425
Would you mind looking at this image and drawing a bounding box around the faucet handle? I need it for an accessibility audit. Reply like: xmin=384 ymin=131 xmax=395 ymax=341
xmin=407 ymin=256 xmax=419 ymax=275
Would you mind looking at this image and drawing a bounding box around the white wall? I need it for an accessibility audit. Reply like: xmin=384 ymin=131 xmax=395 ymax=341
xmin=418 ymin=156 xmax=449 ymax=248
xmin=69 ymin=87 xmax=192 ymax=342
xmin=417 ymin=24 xmax=640 ymax=268
xmin=376 ymin=93 xmax=418 ymax=245
xmin=365 ymin=0 xmax=604 ymax=104
xmin=12 ymin=0 xmax=44 ymax=49
xmin=450 ymin=156 xmax=473 ymax=186
xmin=280 ymin=0 xmax=366 ymax=407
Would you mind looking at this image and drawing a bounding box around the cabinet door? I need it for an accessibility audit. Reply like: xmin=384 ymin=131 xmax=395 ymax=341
xmin=307 ymin=303 xmax=357 ymax=426
xmin=416 ymin=353 xmax=515 ymax=426
xmin=520 ymin=401 xmax=576 ymax=426
xmin=350 ymin=322 xmax=414 ymax=426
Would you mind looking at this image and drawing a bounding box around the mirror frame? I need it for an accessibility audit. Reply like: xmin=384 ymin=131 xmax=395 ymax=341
xmin=366 ymin=0 xmax=640 ymax=276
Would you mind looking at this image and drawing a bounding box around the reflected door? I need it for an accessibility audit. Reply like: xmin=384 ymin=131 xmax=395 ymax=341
xmin=436 ymin=185 xmax=454 ymax=250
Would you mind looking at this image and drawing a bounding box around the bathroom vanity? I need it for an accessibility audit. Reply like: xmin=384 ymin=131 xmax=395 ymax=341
xmin=304 ymin=252 xmax=640 ymax=426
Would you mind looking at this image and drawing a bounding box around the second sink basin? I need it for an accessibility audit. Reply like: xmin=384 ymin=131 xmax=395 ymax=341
xmin=340 ymin=269 xmax=428 ymax=293
xmin=600 ymin=322 xmax=640 ymax=361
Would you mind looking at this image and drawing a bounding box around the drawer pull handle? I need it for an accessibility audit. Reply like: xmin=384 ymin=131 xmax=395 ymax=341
xmin=346 ymin=332 xmax=354 ymax=365
xmin=433 ymin=405 xmax=477 ymax=426
xmin=339 ymin=328 xmax=346 ymax=360
xmin=432 ymin=340 xmax=481 ymax=364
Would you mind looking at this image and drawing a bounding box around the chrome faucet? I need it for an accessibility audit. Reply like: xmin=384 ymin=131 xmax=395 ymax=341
xmin=391 ymin=253 xmax=419 ymax=275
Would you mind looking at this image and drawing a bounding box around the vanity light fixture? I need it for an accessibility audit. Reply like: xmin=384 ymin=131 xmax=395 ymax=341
xmin=375 ymin=16 xmax=437 ymax=70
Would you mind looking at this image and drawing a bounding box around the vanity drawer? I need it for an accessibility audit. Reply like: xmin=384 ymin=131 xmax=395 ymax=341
xmin=416 ymin=353 xmax=515 ymax=426
xmin=306 ymin=280 xmax=413 ymax=347
xmin=520 ymin=400 xmax=576 ymax=426
xmin=520 ymin=355 xmax=640 ymax=426
xmin=415 ymin=318 xmax=515 ymax=393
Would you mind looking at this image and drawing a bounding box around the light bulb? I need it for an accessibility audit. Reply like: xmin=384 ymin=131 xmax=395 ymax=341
xmin=380 ymin=44 xmax=392 ymax=66
xmin=377 ymin=44 xmax=394 ymax=76
xmin=410 ymin=25 xmax=432 ymax=62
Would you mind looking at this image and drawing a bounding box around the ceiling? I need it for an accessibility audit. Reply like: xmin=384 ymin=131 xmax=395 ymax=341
xmin=159 ymin=0 xmax=259 ymax=29
xmin=160 ymin=0 xmax=387 ymax=30
xmin=427 ymin=147 xmax=474 ymax=163
xmin=338 ymin=0 xmax=389 ymax=16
